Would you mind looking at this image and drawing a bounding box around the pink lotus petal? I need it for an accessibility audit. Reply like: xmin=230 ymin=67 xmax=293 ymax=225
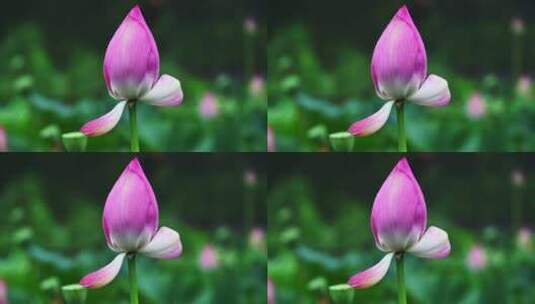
xmin=80 ymin=101 xmax=127 ymax=137
xmin=408 ymin=75 xmax=451 ymax=107
xmin=80 ymin=253 xmax=126 ymax=289
xmin=198 ymin=93 xmax=219 ymax=119
xmin=371 ymin=158 xmax=427 ymax=252
xmin=371 ymin=5 xmax=427 ymax=100
xmin=465 ymin=93 xmax=486 ymax=120
xmin=103 ymin=158 xmax=159 ymax=252
xmin=139 ymin=226 xmax=183 ymax=259
xmin=348 ymin=253 xmax=394 ymax=289
xmin=104 ymin=5 xmax=159 ymax=100
xmin=466 ymin=245 xmax=487 ymax=272
xmin=407 ymin=226 xmax=451 ymax=259
xmin=199 ymin=245 xmax=219 ymax=270
xmin=348 ymin=101 xmax=394 ymax=137
xmin=140 ymin=74 xmax=184 ymax=107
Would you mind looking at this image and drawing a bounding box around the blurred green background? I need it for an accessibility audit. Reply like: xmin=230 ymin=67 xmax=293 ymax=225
xmin=0 ymin=154 xmax=266 ymax=303
xmin=0 ymin=0 xmax=266 ymax=151
xmin=268 ymin=154 xmax=535 ymax=303
xmin=268 ymin=0 xmax=535 ymax=151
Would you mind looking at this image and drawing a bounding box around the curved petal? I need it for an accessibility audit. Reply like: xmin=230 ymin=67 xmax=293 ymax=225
xmin=80 ymin=101 xmax=127 ymax=137
xmin=407 ymin=226 xmax=451 ymax=259
xmin=408 ymin=75 xmax=451 ymax=107
xmin=140 ymin=75 xmax=183 ymax=107
xmin=348 ymin=253 xmax=394 ymax=289
xmin=348 ymin=101 xmax=394 ymax=137
xmin=139 ymin=226 xmax=183 ymax=259
xmin=80 ymin=253 xmax=126 ymax=289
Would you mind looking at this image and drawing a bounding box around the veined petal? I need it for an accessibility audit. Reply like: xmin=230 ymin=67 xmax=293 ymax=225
xmin=140 ymin=75 xmax=184 ymax=107
xmin=407 ymin=226 xmax=451 ymax=259
xmin=80 ymin=101 xmax=127 ymax=137
xmin=139 ymin=226 xmax=183 ymax=259
xmin=408 ymin=75 xmax=451 ymax=107
xmin=371 ymin=158 xmax=427 ymax=252
xmin=348 ymin=101 xmax=394 ymax=136
xmin=348 ymin=253 xmax=394 ymax=289
xmin=103 ymin=158 xmax=159 ymax=252
xmin=80 ymin=253 xmax=126 ymax=289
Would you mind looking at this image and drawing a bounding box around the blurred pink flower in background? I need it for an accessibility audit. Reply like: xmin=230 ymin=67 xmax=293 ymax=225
xmin=0 ymin=127 xmax=7 ymax=152
xmin=0 ymin=280 xmax=7 ymax=304
xmin=466 ymin=245 xmax=487 ymax=272
xmin=268 ymin=126 xmax=276 ymax=152
xmin=249 ymin=75 xmax=265 ymax=97
xmin=466 ymin=93 xmax=487 ymax=120
xmin=268 ymin=278 xmax=275 ymax=304
xmin=198 ymin=93 xmax=220 ymax=120
xmin=244 ymin=169 xmax=258 ymax=187
xmin=249 ymin=228 xmax=265 ymax=251
xmin=511 ymin=169 xmax=525 ymax=187
xmin=517 ymin=228 xmax=532 ymax=250
xmin=199 ymin=245 xmax=219 ymax=270
xmin=511 ymin=17 xmax=525 ymax=35
xmin=516 ymin=76 xmax=532 ymax=97
xmin=244 ymin=17 xmax=257 ymax=34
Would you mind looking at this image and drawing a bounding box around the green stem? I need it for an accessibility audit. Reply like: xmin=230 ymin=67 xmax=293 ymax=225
xmin=396 ymin=101 xmax=407 ymax=152
xmin=127 ymin=254 xmax=139 ymax=304
xmin=396 ymin=254 xmax=407 ymax=304
xmin=128 ymin=102 xmax=140 ymax=152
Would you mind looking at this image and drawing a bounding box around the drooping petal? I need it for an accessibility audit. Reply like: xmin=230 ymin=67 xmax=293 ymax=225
xmin=407 ymin=75 xmax=451 ymax=107
xmin=103 ymin=158 xmax=159 ymax=252
xmin=348 ymin=101 xmax=394 ymax=137
xmin=104 ymin=5 xmax=160 ymax=100
xmin=348 ymin=253 xmax=394 ymax=289
xmin=371 ymin=5 xmax=427 ymax=100
xmin=139 ymin=227 xmax=183 ymax=259
xmin=407 ymin=226 xmax=451 ymax=259
xmin=80 ymin=253 xmax=126 ymax=289
xmin=140 ymin=75 xmax=184 ymax=107
xmin=80 ymin=101 xmax=127 ymax=137
xmin=371 ymin=158 xmax=427 ymax=252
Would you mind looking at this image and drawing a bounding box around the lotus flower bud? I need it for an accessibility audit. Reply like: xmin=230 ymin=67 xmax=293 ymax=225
xmin=517 ymin=228 xmax=532 ymax=250
xmin=199 ymin=245 xmax=219 ymax=270
xmin=244 ymin=17 xmax=257 ymax=34
xmin=371 ymin=5 xmax=427 ymax=100
xmin=511 ymin=18 xmax=525 ymax=35
xmin=249 ymin=228 xmax=265 ymax=251
xmin=466 ymin=245 xmax=487 ymax=271
xmin=103 ymin=158 xmax=159 ymax=252
xmin=371 ymin=158 xmax=427 ymax=252
xmin=516 ymin=76 xmax=531 ymax=98
xmin=466 ymin=93 xmax=486 ymax=120
xmin=198 ymin=93 xmax=219 ymax=120
xmin=103 ymin=5 xmax=159 ymax=100
xmin=249 ymin=75 xmax=265 ymax=97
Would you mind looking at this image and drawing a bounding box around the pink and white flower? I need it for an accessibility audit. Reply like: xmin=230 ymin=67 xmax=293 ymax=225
xmin=0 ymin=127 xmax=7 ymax=152
xmin=466 ymin=93 xmax=486 ymax=120
xmin=348 ymin=158 xmax=451 ymax=289
xmin=249 ymin=75 xmax=265 ymax=97
xmin=199 ymin=245 xmax=219 ymax=270
xmin=466 ymin=245 xmax=487 ymax=272
xmin=348 ymin=5 xmax=450 ymax=137
xmin=198 ymin=93 xmax=219 ymax=120
xmin=517 ymin=228 xmax=532 ymax=250
xmin=249 ymin=228 xmax=265 ymax=251
xmin=0 ymin=280 xmax=7 ymax=304
xmin=80 ymin=158 xmax=182 ymax=288
xmin=81 ymin=5 xmax=183 ymax=137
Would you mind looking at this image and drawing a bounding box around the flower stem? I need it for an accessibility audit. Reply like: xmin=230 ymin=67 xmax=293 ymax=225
xmin=396 ymin=101 xmax=407 ymax=152
xmin=127 ymin=254 xmax=139 ymax=304
xmin=396 ymin=254 xmax=407 ymax=304
xmin=128 ymin=102 xmax=140 ymax=152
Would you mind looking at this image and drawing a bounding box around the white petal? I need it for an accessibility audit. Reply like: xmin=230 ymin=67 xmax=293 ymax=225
xmin=347 ymin=101 xmax=394 ymax=136
xmin=140 ymin=75 xmax=183 ymax=107
xmin=347 ymin=253 xmax=394 ymax=289
xmin=407 ymin=226 xmax=451 ymax=259
xmin=139 ymin=227 xmax=183 ymax=259
xmin=80 ymin=101 xmax=127 ymax=137
xmin=408 ymin=74 xmax=451 ymax=107
xmin=79 ymin=253 xmax=126 ymax=289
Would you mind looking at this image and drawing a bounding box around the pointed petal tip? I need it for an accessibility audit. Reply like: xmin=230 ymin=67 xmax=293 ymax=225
xmin=396 ymin=5 xmax=411 ymax=19
xmin=128 ymin=5 xmax=143 ymax=19
xmin=347 ymin=253 xmax=394 ymax=289
xmin=79 ymin=254 xmax=126 ymax=289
